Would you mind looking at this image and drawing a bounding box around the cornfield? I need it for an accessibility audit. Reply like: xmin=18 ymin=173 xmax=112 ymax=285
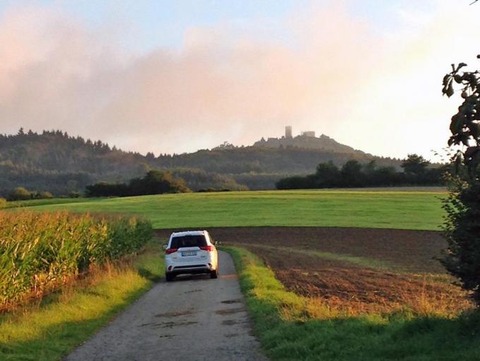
xmin=0 ymin=211 xmax=152 ymax=309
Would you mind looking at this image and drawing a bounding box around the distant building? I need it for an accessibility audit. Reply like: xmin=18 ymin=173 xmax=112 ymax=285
xmin=301 ymin=131 xmax=315 ymax=138
xmin=285 ymin=126 xmax=293 ymax=139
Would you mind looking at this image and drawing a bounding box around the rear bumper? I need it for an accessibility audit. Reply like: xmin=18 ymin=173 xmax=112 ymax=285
xmin=166 ymin=263 xmax=215 ymax=275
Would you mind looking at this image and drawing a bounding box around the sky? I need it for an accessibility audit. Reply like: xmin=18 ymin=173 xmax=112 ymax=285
xmin=0 ymin=0 xmax=479 ymax=161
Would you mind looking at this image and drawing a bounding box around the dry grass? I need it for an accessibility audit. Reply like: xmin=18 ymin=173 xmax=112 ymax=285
xmin=249 ymin=244 xmax=473 ymax=317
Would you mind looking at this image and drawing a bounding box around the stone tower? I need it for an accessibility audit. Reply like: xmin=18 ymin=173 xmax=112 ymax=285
xmin=285 ymin=126 xmax=292 ymax=139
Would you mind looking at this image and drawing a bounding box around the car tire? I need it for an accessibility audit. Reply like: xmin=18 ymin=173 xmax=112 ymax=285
xmin=210 ymin=270 xmax=218 ymax=279
xmin=165 ymin=273 xmax=174 ymax=282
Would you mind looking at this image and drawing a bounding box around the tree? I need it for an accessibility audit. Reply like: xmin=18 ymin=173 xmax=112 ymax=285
xmin=441 ymin=55 xmax=480 ymax=305
xmin=35 ymin=191 xmax=53 ymax=199
xmin=442 ymin=57 xmax=480 ymax=178
xmin=8 ymin=187 xmax=31 ymax=201
xmin=340 ymin=160 xmax=364 ymax=187
xmin=401 ymin=154 xmax=430 ymax=175
xmin=128 ymin=170 xmax=190 ymax=195
xmin=85 ymin=170 xmax=191 ymax=197
xmin=85 ymin=182 xmax=130 ymax=197
xmin=314 ymin=161 xmax=340 ymax=187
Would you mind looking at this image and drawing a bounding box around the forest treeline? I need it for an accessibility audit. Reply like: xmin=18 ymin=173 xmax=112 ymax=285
xmin=85 ymin=170 xmax=190 ymax=197
xmin=276 ymin=155 xmax=447 ymax=189
xmin=0 ymin=129 xmax=409 ymax=197
xmin=0 ymin=129 xmax=248 ymax=197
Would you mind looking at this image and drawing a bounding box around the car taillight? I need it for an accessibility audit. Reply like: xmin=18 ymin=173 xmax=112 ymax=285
xmin=165 ymin=248 xmax=178 ymax=254
xmin=200 ymin=245 xmax=213 ymax=252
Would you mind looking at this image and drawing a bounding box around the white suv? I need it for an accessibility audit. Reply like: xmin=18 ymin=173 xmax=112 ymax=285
xmin=164 ymin=230 xmax=219 ymax=282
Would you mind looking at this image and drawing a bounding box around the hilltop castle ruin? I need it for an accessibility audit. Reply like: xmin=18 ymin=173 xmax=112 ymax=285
xmin=253 ymin=126 xmax=353 ymax=153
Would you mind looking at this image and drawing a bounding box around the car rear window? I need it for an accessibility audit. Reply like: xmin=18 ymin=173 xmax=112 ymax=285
xmin=170 ymin=235 xmax=207 ymax=248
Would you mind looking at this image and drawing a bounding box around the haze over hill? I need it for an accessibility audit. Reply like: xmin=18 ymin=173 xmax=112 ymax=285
xmin=0 ymin=129 xmax=402 ymax=197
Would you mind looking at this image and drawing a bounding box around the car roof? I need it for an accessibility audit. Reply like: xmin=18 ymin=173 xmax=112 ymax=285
xmin=170 ymin=230 xmax=208 ymax=237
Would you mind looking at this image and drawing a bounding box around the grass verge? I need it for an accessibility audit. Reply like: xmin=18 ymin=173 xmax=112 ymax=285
xmin=0 ymin=242 xmax=164 ymax=361
xmin=227 ymin=246 xmax=480 ymax=361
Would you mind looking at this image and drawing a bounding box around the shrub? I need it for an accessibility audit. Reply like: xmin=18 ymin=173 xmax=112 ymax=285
xmin=441 ymin=57 xmax=480 ymax=306
xmin=441 ymin=177 xmax=480 ymax=304
xmin=9 ymin=187 xmax=31 ymax=201
xmin=35 ymin=191 xmax=54 ymax=199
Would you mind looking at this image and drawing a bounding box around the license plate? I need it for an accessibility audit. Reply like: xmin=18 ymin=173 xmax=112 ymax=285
xmin=181 ymin=251 xmax=197 ymax=257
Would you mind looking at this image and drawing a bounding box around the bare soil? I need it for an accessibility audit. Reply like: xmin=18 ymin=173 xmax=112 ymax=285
xmin=156 ymin=227 xmax=473 ymax=314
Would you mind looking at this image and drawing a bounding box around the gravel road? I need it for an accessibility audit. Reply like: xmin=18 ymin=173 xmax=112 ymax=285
xmin=64 ymin=251 xmax=268 ymax=361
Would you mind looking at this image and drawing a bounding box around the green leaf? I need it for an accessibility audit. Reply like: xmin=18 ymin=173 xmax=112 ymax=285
xmin=469 ymin=122 xmax=480 ymax=139
xmin=457 ymin=62 xmax=468 ymax=71
xmin=446 ymin=84 xmax=454 ymax=97
xmin=442 ymin=75 xmax=454 ymax=97
xmin=450 ymin=114 xmax=464 ymax=134
xmin=464 ymin=146 xmax=480 ymax=160
xmin=448 ymin=135 xmax=461 ymax=146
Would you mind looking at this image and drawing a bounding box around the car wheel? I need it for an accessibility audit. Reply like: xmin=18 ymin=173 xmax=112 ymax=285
xmin=165 ymin=273 xmax=175 ymax=282
xmin=210 ymin=270 xmax=218 ymax=279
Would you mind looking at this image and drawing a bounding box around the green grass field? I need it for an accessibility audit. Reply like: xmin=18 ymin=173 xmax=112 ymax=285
xmin=22 ymin=189 xmax=446 ymax=230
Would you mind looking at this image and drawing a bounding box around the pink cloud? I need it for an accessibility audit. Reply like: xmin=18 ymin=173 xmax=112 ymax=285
xmin=0 ymin=2 xmax=420 ymax=158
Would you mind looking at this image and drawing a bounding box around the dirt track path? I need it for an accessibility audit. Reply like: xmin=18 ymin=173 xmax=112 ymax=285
xmin=64 ymin=251 xmax=267 ymax=361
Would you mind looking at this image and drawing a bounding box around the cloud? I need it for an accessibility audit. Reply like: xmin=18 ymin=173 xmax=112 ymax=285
xmin=0 ymin=2 xmax=385 ymax=156
xmin=338 ymin=0 xmax=480 ymax=160
xmin=0 ymin=1 xmax=478 ymax=160
xmin=0 ymin=5 xmax=126 ymax=138
xmin=93 ymin=2 xmax=384 ymax=154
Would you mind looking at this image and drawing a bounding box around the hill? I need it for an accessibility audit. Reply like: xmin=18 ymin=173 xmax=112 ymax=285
xmin=0 ymin=129 xmax=401 ymax=197
xmin=253 ymin=132 xmax=358 ymax=153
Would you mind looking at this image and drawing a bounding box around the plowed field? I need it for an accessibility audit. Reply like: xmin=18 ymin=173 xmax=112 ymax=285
xmin=155 ymin=227 xmax=473 ymax=315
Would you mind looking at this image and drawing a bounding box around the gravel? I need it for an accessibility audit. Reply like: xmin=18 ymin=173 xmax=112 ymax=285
xmin=64 ymin=251 xmax=268 ymax=361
